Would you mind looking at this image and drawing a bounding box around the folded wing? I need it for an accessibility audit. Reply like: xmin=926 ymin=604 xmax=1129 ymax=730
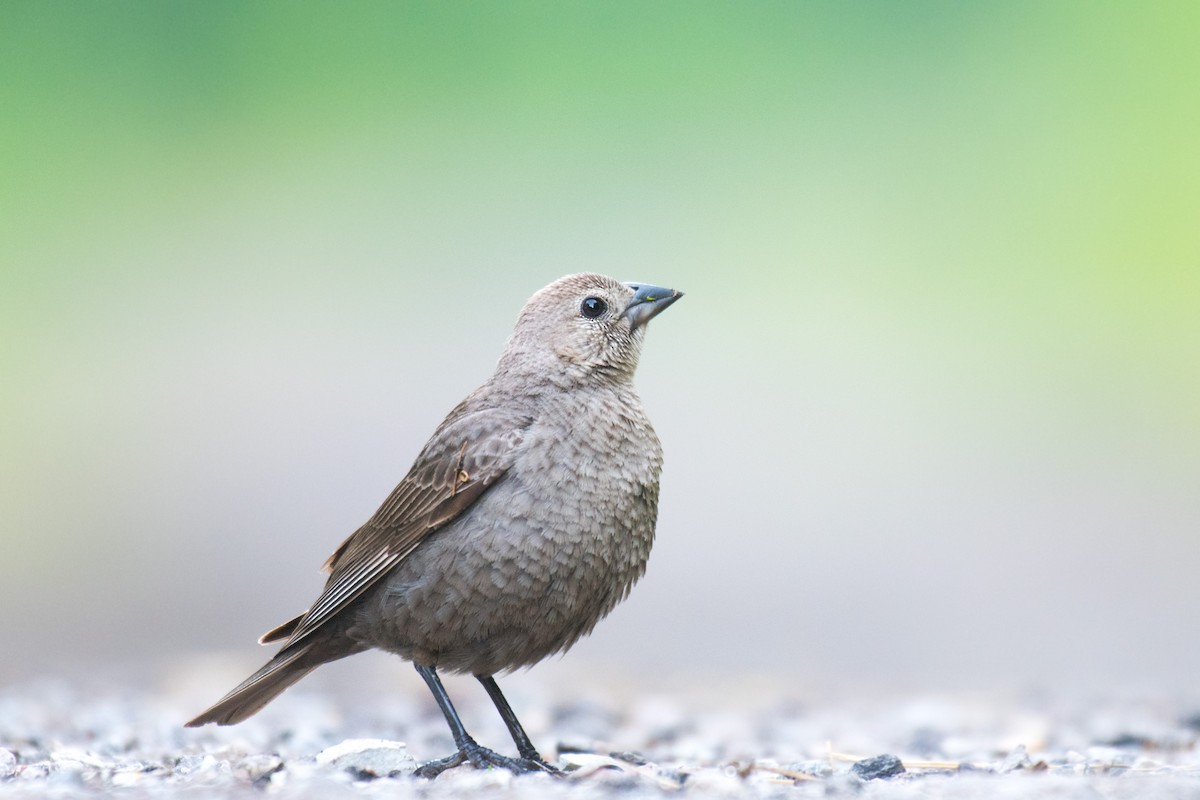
xmin=269 ymin=405 xmax=529 ymax=653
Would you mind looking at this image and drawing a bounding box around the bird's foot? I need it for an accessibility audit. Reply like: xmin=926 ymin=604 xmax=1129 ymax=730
xmin=413 ymin=751 xmax=466 ymax=779
xmin=514 ymin=749 xmax=562 ymax=775
xmin=414 ymin=742 xmax=561 ymax=779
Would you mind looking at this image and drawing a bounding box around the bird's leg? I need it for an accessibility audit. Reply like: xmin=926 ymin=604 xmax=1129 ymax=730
xmin=412 ymin=664 xmax=555 ymax=779
xmin=476 ymin=674 xmax=560 ymax=773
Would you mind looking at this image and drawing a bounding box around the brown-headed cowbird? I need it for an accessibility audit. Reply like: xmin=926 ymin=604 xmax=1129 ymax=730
xmin=187 ymin=273 xmax=682 ymax=777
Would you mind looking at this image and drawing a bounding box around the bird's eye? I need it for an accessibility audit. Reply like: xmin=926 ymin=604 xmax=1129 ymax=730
xmin=580 ymin=297 xmax=608 ymax=319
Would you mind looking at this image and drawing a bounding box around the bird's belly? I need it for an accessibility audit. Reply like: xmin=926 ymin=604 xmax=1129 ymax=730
xmin=352 ymin=479 xmax=655 ymax=676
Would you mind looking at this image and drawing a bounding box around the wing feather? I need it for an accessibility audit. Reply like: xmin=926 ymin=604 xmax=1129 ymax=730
xmin=272 ymin=406 xmax=526 ymax=651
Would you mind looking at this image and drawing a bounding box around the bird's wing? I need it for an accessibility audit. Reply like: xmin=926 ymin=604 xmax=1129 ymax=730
xmin=273 ymin=404 xmax=528 ymax=651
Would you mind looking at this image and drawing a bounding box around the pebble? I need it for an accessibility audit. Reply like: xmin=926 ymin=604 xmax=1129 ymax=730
xmin=850 ymin=753 xmax=905 ymax=780
xmin=2 ymin=680 xmax=1200 ymax=798
xmin=316 ymin=739 xmax=416 ymax=778
xmin=235 ymin=752 xmax=284 ymax=783
xmin=1000 ymin=744 xmax=1033 ymax=772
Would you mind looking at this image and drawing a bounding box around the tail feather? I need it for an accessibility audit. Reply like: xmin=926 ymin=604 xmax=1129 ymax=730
xmin=186 ymin=645 xmax=318 ymax=727
xmin=258 ymin=612 xmax=304 ymax=645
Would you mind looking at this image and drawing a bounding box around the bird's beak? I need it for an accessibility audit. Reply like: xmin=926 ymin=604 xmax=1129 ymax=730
xmin=622 ymin=283 xmax=684 ymax=331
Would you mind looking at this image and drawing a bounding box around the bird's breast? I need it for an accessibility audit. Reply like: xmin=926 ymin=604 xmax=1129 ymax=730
xmin=359 ymin=387 xmax=663 ymax=674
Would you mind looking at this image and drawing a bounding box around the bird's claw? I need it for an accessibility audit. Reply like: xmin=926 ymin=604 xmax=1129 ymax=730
xmin=415 ymin=742 xmax=561 ymax=779
xmin=413 ymin=751 xmax=466 ymax=779
xmin=517 ymin=752 xmax=562 ymax=775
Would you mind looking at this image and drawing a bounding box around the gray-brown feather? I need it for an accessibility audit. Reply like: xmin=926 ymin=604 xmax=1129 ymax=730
xmin=348 ymin=380 xmax=661 ymax=675
xmin=189 ymin=273 xmax=671 ymax=726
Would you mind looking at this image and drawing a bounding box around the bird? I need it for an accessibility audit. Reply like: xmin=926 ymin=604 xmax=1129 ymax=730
xmin=186 ymin=273 xmax=683 ymax=778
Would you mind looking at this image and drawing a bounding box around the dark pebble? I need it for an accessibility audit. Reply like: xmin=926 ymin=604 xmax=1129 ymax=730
xmin=609 ymin=751 xmax=649 ymax=766
xmin=850 ymin=754 xmax=905 ymax=780
xmin=1105 ymin=734 xmax=1147 ymax=748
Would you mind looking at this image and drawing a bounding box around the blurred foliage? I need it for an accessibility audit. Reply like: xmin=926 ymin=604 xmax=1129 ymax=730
xmin=4 ymin=2 xmax=1197 ymax=346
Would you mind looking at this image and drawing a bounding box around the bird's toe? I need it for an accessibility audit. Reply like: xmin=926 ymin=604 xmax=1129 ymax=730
xmin=413 ymin=751 xmax=466 ymax=779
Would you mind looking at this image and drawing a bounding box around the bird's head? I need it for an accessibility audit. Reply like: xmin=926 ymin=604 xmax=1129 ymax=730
xmin=498 ymin=273 xmax=683 ymax=385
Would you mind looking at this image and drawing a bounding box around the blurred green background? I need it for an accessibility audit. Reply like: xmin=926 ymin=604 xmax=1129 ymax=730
xmin=2 ymin=2 xmax=1197 ymax=694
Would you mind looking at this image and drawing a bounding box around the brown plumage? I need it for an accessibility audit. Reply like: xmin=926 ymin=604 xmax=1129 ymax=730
xmin=186 ymin=273 xmax=682 ymax=777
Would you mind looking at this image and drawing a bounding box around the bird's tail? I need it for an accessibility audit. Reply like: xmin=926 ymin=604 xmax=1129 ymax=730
xmin=186 ymin=643 xmax=323 ymax=727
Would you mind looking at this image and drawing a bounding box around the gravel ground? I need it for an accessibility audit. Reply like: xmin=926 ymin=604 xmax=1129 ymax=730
xmin=3 ymin=665 xmax=1200 ymax=799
